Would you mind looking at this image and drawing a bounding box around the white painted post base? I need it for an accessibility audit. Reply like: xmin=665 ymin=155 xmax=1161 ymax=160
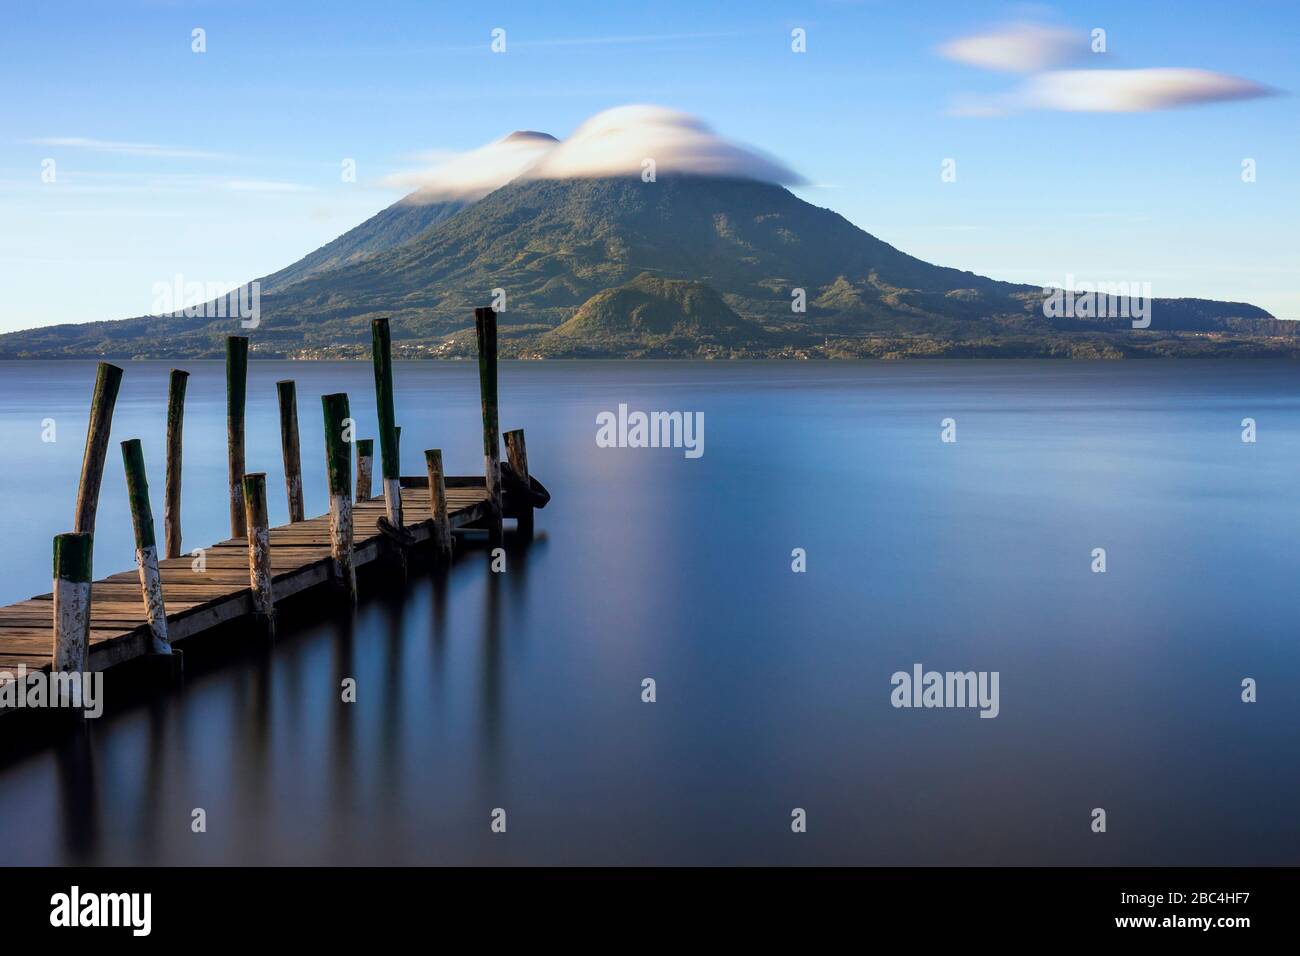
xmin=135 ymin=543 xmax=171 ymax=654
xmin=383 ymin=477 xmax=403 ymax=528
xmin=248 ymin=526 xmax=272 ymax=616
xmin=328 ymin=492 xmax=356 ymax=600
xmin=53 ymin=578 xmax=91 ymax=673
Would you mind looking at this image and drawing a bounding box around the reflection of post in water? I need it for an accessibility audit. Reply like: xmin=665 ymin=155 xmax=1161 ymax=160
xmin=479 ymin=546 xmax=503 ymax=775
xmin=474 ymin=524 xmax=544 ymax=779
xmin=277 ymin=609 xmax=306 ymax=748
xmin=55 ymin=720 xmax=99 ymax=863
xmin=232 ymin=632 xmax=272 ymax=857
xmin=139 ymin=695 xmax=170 ymax=863
xmin=503 ymin=528 xmax=547 ymax=606
xmin=430 ymin=562 xmax=449 ymax=683
xmin=377 ymin=587 xmax=404 ymax=802
xmin=328 ymin=608 xmax=356 ymax=857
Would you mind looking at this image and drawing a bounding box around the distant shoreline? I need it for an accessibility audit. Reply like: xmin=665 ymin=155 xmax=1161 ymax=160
xmin=5 ymin=335 xmax=1300 ymax=361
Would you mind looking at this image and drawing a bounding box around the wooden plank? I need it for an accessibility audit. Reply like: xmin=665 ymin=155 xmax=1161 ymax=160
xmin=0 ymin=479 xmax=491 ymax=707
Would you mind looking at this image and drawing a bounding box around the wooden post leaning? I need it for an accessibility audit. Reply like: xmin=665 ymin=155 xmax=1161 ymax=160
xmin=121 ymin=439 xmax=171 ymax=655
xmin=73 ymin=361 xmax=124 ymax=535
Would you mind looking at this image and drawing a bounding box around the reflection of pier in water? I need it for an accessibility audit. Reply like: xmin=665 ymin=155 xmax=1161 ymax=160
xmin=45 ymin=526 xmax=546 ymax=864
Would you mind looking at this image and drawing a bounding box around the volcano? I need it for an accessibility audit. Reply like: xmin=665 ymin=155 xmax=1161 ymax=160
xmin=0 ymin=173 xmax=1281 ymax=359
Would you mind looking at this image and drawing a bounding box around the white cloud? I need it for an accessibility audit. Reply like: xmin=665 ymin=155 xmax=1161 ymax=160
xmin=384 ymin=106 xmax=803 ymax=201
xmin=521 ymin=105 xmax=803 ymax=184
xmin=938 ymin=23 xmax=1086 ymax=73
xmin=941 ymin=21 xmax=1279 ymax=116
xmin=1021 ymin=68 xmax=1276 ymax=112
xmin=946 ymin=92 xmax=1016 ymax=118
xmin=21 ymin=137 xmax=228 ymax=160
xmin=380 ymin=130 xmax=559 ymax=202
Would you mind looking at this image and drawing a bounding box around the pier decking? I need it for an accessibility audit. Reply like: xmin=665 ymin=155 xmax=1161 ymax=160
xmin=0 ymin=479 xmax=491 ymax=681
xmin=0 ymin=307 xmax=542 ymax=702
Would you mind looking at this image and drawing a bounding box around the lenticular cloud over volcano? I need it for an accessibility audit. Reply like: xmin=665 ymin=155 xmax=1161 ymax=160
xmin=387 ymin=106 xmax=802 ymax=201
xmin=523 ymin=105 xmax=803 ymax=185
xmin=384 ymin=129 xmax=559 ymax=202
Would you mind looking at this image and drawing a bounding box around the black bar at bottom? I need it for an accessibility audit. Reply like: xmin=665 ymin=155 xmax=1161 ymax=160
xmin=0 ymin=866 xmax=1288 ymax=942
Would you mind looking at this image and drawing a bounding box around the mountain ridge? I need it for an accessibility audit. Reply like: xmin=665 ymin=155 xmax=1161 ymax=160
xmin=1 ymin=173 xmax=1291 ymax=360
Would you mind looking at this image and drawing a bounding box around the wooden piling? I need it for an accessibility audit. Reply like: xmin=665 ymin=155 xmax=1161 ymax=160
xmin=474 ymin=307 xmax=503 ymax=540
xmin=164 ymin=368 xmax=188 ymax=559
xmin=370 ymin=318 xmax=402 ymax=527
xmin=322 ymin=394 xmax=357 ymax=600
xmin=73 ymin=362 xmax=124 ymax=536
xmin=276 ymin=380 xmax=306 ymax=523
xmin=242 ymin=472 xmax=274 ymax=634
xmin=504 ymin=428 xmax=533 ymax=535
xmin=355 ymin=439 xmax=373 ymax=503
xmin=4 ymin=437 xmax=527 ymax=683
xmin=121 ymin=439 xmax=170 ymax=654
xmin=424 ymin=449 xmax=453 ymax=563
xmin=227 ymin=336 xmax=249 ymax=539
xmin=52 ymin=532 xmax=93 ymax=673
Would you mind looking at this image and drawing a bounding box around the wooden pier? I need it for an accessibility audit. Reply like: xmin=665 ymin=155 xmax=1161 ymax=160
xmin=0 ymin=309 xmax=546 ymax=699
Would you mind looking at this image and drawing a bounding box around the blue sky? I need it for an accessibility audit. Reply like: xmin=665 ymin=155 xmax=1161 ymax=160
xmin=1 ymin=0 xmax=1296 ymax=332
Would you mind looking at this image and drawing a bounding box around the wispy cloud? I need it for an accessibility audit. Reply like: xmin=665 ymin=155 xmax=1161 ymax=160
xmin=380 ymin=131 xmax=559 ymax=201
xmin=1022 ymin=68 xmax=1276 ymax=112
xmin=938 ymin=23 xmax=1087 ymax=74
xmin=0 ymin=170 xmax=315 ymax=197
xmin=941 ymin=21 xmax=1279 ymax=115
xmin=21 ymin=137 xmax=230 ymax=160
xmin=277 ymin=30 xmax=748 ymax=59
xmin=947 ymin=93 xmax=1017 ymax=118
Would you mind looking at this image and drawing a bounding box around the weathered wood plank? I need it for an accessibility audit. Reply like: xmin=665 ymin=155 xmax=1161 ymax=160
xmin=0 ymin=479 xmax=491 ymax=684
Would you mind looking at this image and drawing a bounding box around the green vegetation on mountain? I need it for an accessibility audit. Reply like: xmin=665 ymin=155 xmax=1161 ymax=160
xmin=0 ymin=173 xmax=1290 ymax=359
xmin=535 ymin=273 xmax=770 ymax=356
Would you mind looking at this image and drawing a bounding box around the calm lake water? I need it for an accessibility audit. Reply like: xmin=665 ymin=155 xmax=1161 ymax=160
xmin=0 ymin=359 xmax=1297 ymax=865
